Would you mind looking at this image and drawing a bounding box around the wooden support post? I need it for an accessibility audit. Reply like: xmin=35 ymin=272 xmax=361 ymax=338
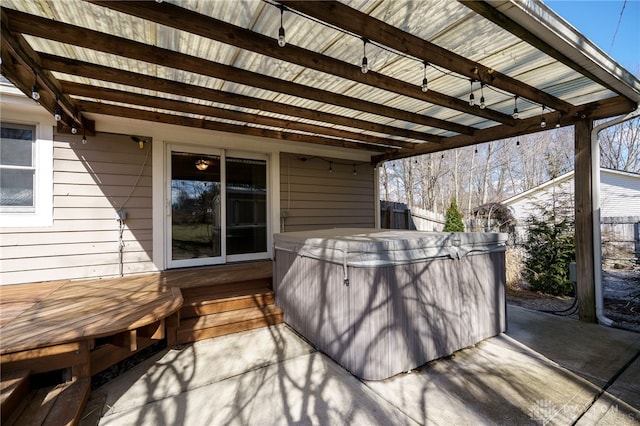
xmin=71 ymin=340 xmax=91 ymax=379
xmin=574 ymin=118 xmax=597 ymax=323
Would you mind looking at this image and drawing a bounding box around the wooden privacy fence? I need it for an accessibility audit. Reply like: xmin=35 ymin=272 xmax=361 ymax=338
xmin=380 ymin=201 xmax=445 ymax=231
xmin=601 ymin=216 xmax=640 ymax=267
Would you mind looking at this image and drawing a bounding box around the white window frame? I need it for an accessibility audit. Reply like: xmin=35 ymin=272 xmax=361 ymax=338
xmin=0 ymin=120 xmax=53 ymax=228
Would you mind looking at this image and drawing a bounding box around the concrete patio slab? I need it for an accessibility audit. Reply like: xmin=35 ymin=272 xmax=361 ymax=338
xmin=506 ymin=305 xmax=640 ymax=388
xmin=93 ymin=324 xmax=314 ymax=417
xmin=84 ymin=306 xmax=640 ymax=426
xmin=363 ymin=335 xmax=599 ymax=425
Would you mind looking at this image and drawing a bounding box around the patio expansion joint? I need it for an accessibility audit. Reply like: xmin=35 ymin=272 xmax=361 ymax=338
xmin=570 ymin=347 xmax=640 ymax=425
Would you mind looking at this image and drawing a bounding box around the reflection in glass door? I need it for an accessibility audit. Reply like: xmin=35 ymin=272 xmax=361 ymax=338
xmin=170 ymin=151 xmax=221 ymax=262
xmin=226 ymin=157 xmax=267 ymax=257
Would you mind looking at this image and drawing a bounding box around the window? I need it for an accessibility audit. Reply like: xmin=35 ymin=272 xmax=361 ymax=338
xmin=1 ymin=123 xmax=36 ymax=210
xmin=0 ymin=121 xmax=53 ymax=227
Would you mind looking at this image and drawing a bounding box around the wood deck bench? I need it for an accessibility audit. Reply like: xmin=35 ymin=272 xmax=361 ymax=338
xmin=0 ymin=274 xmax=182 ymax=425
xmin=0 ymin=260 xmax=282 ymax=424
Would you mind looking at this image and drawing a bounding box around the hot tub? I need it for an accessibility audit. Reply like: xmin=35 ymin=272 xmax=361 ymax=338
xmin=273 ymin=228 xmax=508 ymax=380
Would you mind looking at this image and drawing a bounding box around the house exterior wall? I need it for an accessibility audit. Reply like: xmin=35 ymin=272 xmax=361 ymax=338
xmin=600 ymin=170 xmax=640 ymax=218
xmin=503 ymin=169 xmax=640 ymax=265
xmin=506 ymin=170 xmax=640 ymax=224
xmin=0 ymin=131 xmax=154 ymax=285
xmin=1 ymin=90 xmax=378 ymax=284
xmin=279 ymin=153 xmax=375 ymax=232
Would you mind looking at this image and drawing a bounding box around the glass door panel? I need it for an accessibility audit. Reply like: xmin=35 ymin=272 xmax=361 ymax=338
xmin=170 ymin=152 xmax=221 ymax=261
xmin=226 ymin=157 xmax=267 ymax=256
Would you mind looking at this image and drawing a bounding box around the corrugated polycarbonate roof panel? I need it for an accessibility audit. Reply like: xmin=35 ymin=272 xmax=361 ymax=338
xmin=2 ymin=0 xmax=635 ymax=154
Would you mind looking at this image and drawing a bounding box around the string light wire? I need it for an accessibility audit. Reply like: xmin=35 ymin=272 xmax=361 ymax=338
xmin=264 ymin=0 xmax=553 ymax=114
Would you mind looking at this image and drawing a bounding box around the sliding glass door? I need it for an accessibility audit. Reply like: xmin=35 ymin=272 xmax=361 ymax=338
xmin=168 ymin=147 xmax=268 ymax=268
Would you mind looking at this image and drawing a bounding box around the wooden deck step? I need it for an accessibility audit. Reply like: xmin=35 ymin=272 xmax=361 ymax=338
xmin=5 ymin=378 xmax=90 ymax=426
xmin=1 ymin=369 xmax=30 ymax=422
xmin=176 ymin=305 xmax=283 ymax=344
xmin=181 ymin=282 xmax=275 ymax=319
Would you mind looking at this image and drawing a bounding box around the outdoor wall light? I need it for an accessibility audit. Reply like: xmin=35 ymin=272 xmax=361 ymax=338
xmin=131 ymin=136 xmax=149 ymax=149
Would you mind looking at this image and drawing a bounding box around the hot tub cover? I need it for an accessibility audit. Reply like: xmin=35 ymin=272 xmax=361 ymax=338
xmin=274 ymin=228 xmax=508 ymax=268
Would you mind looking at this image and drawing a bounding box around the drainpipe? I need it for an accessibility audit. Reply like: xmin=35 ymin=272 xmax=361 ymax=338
xmin=591 ymin=107 xmax=639 ymax=326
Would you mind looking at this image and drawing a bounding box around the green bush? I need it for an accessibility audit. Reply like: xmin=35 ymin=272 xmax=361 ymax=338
xmin=443 ymin=198 xmax=464 ymax=232
xmin=523 ymin=211 xmax=575 ymax=296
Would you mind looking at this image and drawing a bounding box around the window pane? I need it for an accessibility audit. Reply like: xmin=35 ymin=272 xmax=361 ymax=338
xmin=0 ymin=168 xmax=34 ymax=206
xmin=0 ymin=126 xmax=34 ymax=167
xmin=226 ymin=157 xmax=267 ymax=255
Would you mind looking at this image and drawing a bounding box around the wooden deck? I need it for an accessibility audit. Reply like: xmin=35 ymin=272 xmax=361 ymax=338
xmin=0 ymin=275 xmax=183 ymax=355
xmin=0 ymin=260 xmax=279 ymax=425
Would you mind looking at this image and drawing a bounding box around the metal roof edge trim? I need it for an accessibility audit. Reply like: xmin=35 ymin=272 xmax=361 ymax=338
xmin=492 ymin=0 xmax=640 ymax=103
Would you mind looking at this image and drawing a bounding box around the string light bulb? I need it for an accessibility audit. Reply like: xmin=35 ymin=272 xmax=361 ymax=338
xmin=479 ymin=83 xmax=486 ymax=109
xmin=468 ymin=80 xmax=475 ymax=106
xmin=361 ymin=38 xmax=368 ymax=74
xmin=54 ymin=105 xmax=62 ymax=122
xmin=277 ymin=5 xmax=286 ymax=47
xmin=540 ymin=105 xmax=546 ymax=128
xmin=71 ymin=123 xmax=78 ymax=134
xmin=352 ymin=164 xmax=357 ymax=176
xmin=421 ymin=62 xmax=429 ymax=93
xmin=31 ymin=84 xmax=40 ymax=101
xmin=82 ymin=132 xmax=87 ymax=145
xmin=555 ymin=114 xmax=561 ymax=128
xmin=512 ymin=96 xmax=519 ymax=119
xmin=30 ymin=68 xmax=40 ymax=101
xmin=329 ymin=161 xmax=333 ymax=173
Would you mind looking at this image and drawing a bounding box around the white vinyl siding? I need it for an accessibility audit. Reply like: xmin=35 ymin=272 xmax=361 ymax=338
xmin=506 ymin=169 xmax=640 ymax=224
xmin=279 ymin=153 xmax=375 ymax=232
xmin=600 ymin=171 xmax=640 ymax=218
xmin=0 ymin=132 xmax=153 ymax=285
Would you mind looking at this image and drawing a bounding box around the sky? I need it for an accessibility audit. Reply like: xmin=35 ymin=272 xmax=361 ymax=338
xmin=545 ymin=0 xmax=640 ymax=74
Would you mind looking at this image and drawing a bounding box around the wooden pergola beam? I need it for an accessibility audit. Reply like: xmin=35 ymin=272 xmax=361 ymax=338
xmin=3 ymin=7 xmax=452 ymax=139
xmin=63 ymin=82 xmax=413 ymax=149
xmin=87 ymin=0 xmax=509 ymax=132
xmin=76 ymin=100 xmax=393 ymax=152
xmin=372 ymin=95 xmax=636 ymax=162
xmin=41 ymin=54 xmax=433 ymax=151
xmin=0 ymin=10 xmax=94 ymax=134
xmin=280 ymin=0 xmax=574 ymax=114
